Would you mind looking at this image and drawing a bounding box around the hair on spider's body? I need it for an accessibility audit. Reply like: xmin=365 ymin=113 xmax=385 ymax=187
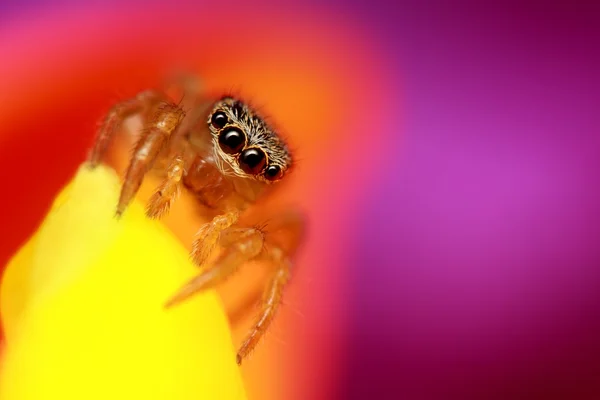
xmin=88 ymin=75 xmax=305 ymax=366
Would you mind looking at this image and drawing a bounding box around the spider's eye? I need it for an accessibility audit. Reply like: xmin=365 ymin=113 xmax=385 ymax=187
xmin=239 ymin=148 xmax=266 ymax=174
xmin=218 ymin=128 xmax=246 ymax=154
xmin=264 ymin=165 xmax=282 ymax=181
xmin=211 ymin=111 xmax=228 ymax=129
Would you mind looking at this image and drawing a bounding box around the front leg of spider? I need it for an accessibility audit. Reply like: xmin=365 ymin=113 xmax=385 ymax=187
xmin=88 ymin=89 xmax=186 ymax=217
xmin=165 ymin=227 xmax=265 ymax=308
xmin=88 ymin=89 xmax=165 ymax=168
xmin=115 ymin=103 xmax=186 ymax=217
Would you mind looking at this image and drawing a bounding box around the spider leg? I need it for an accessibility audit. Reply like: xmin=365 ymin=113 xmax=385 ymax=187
xmin=145 ymin=155 xmax=185 ymax=219
xmin=190 ymin=210 xmax=239 ymax=266
xmin=165 ymin=227 xmax=264 ymax=308
xmin=236 ymin=257 xmax=290 ymax=365
xmin=235 ymin=211 xmax=305 ymax=365
xmin=116 ymin=103 xmax=185 ymax=217
xmin=88 ymin=90 xmax=165 ymax=168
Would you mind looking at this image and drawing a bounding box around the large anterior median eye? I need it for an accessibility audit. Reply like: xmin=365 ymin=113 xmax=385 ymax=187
xmin=218 ymin=128 xmax=246 ymax=154
xmin=239 ymin=148 xmax=266 ymax=174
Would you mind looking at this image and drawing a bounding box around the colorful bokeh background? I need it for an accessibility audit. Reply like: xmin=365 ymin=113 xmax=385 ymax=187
xmin=1 ymin=1 xmax=599 ymax=399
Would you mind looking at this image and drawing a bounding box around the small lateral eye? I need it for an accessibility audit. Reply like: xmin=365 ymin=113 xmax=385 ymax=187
xmin=264 ymin=165 xmax=282 ymax=181
xmin=211 ymin=111 xmax=228 ymax=129
xmin=219 ymin=128 xmax=246 ymax=154
xmin=239 ymin=148 xmax=266 ymax=174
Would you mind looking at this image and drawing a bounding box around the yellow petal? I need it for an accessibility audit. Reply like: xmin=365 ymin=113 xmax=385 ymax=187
xmin=0 ymin=164 xmax=246 ymax=400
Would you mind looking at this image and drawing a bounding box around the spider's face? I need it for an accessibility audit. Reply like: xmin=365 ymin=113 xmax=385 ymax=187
xmin=207 ymin=97 xmax=292 ymax=183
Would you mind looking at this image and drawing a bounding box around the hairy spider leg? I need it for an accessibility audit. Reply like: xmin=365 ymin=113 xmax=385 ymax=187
xmin=235 ymin=213 xmax=304 ymax=365
xmin=236 ymin=261 xmax=290 ymax=365
xmin=166 ymin=211 xmax=305 ymax=365
xmin=165 ymin=227 xmax=264 ymax=308
xmin=116 ymin=103 xmax=185 ymax=217
xmin=89 ymin=90 xmax=166 ymax=168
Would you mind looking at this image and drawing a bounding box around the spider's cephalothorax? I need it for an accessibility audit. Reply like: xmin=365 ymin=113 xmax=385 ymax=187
xmin=208 ymin=97 xmax=291 ymax=183
xmin=88 ymin=78 xmax=304 ymax=366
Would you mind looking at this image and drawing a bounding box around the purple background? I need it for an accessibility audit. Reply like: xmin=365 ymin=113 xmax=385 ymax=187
xmin=342 ymin=2 xmax=600 ymax=399
xmin=2 ymin=1 xmax=600 ymax=399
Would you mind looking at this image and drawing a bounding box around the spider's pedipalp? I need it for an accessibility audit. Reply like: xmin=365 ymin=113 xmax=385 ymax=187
xmin=190 ymin=210 xmax=240 ymax=267
xmin=146 ymin=155 xmax=185 ymax=219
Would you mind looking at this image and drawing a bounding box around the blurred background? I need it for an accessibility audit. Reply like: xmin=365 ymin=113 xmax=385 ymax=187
xmin=1 ymin=1 xmax=599 ymax=399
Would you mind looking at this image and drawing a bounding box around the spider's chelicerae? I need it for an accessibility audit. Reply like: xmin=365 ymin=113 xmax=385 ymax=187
xmin=88 ymin=77 xmax=304 ymax=365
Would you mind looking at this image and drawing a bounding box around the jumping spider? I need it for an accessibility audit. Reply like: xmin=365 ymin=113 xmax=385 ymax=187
xmin=88 ymin=77 xmax=304 ymax=365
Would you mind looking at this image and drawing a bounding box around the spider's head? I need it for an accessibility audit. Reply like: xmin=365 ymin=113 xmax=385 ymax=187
xmin=207 ymin=97 xmax=292 ymax=183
